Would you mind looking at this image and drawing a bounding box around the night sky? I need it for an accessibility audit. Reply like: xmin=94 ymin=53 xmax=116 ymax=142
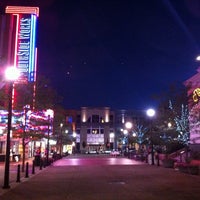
xmin=2 ymin=0 xmax=200 ymax=110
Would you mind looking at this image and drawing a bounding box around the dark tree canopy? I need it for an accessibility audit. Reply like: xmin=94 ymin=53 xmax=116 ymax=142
xmin=0 ymin=75 xmax=63 ymax=110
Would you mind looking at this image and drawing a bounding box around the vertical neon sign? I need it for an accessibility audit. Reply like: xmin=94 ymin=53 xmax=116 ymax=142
xmin=5 ymin=6 xmax=39 ymax=83
xmin=17 ymin=14 xmax=31 ymax=82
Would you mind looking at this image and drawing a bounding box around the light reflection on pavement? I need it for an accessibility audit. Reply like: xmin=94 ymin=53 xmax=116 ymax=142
xmin=53 ymin=155 xmax=145 ymax=166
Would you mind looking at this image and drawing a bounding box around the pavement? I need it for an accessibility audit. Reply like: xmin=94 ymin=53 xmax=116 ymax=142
xmin=0 ymin=155 xmax=200 ymax=200
xmin=0 ymin=157 xmax=45 ymax=193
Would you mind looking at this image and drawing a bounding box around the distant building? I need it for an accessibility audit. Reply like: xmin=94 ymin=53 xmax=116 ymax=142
xmin=65 ymin=107 xmax=114 ymax=153
xmin=65 ymin=107 xmax=146 ymax=154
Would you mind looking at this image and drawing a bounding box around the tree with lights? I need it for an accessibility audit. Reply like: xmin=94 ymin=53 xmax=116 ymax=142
xmin=133 ymin=124 xmax=147 ymax=148
xmin=169 ymin=100 xmax=189 ymax=145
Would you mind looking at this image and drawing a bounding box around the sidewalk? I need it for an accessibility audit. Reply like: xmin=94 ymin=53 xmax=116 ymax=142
xmin=0 ymin=156 xmax=200 ymax=200
xmin=0 ymin=157 xmax=45 ymax=195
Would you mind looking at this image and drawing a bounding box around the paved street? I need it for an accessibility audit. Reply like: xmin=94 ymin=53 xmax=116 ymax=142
xmin=0 ymin=155 xmax=200 ymax=200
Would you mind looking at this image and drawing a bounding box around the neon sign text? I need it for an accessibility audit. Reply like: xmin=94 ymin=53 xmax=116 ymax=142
xmin=17 ymin=16 xmax=31 ymax=81
xmin=193 ymin=88 xmax=200 ymax=102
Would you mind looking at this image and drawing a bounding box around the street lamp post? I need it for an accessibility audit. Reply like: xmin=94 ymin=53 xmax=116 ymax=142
xmin=109 ymin=132 xmax=115 ymax=150
xmin=3 ymin=67 xmax=20 ymax=189
xmin=45 ymin=109 xmax=54 ymax=165
xmin=60 ymin=123 xmax=63 ymax=156
xmin=125 ymin=121 xmax=133 ymax=148
xmin=46 ymin=115 xmax=50 ymax=165
xmin=22 ymin=105 xmax=30 ymax=173
xmin=72 ymin=132 xmax=77 ymax=154
xmin=124 ymin=121 xmax=133 ymax=157
xmin=146 ymin=108 xmax=156 ymax=165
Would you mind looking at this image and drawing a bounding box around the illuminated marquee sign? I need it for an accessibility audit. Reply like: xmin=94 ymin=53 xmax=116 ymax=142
xmin=17 ymin=15 xmax=31 ymax=82
xmin=6 ymin=6 xmax=39 ymax=83
xmin=192 ymin=88 xmax=200 ymax=103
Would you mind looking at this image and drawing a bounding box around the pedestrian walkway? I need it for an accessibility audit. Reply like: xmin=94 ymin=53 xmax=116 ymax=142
xmin=0 ymin=156 xmax=200 ymax=200
xmin=0 ymin=157 xmax=45 ymax=195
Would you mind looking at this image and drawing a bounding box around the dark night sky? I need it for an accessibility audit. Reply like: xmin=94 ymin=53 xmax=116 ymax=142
xmin=2 ymin=0 xmax=200 ymax=110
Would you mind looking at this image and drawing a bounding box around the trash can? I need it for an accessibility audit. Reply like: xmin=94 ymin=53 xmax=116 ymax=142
xmin=34 ymin=155 xmax=41 ymax=166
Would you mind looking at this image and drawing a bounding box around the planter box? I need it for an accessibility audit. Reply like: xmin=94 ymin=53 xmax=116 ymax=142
xmin=162 ymin=159 xmax=175 ymax=168
xmin=175 ymin=160 xmax=200 ymax=175
xmin=179 ymin=165 xmax=199 ymax=175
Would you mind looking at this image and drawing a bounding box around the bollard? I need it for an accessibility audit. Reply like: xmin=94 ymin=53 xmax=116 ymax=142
xmin=32 ymin=160 xmax=35 ymax=174
xmin=39 ymin=159 xmax=43 ymax=170
xmin=145 ymin=153 xmax=148 ymax=163
xmin=43 ymin=159 xmax=46 ymax=168
xmin=16 ymin=164 xmax=21 ymax=182
xmin=157 ymin=154 xmax=160 ymax=167
xmin=25 ymin=162 xmax=29 ymax=178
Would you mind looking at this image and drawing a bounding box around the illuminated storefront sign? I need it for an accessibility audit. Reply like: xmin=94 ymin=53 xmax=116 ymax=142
xmin=5 ymin=6 xmax=39 ymax=83
xmin=192 ymin=88 xmax=200 ymax=102
xmin=17 ymin=15 xmax=31 ymax=82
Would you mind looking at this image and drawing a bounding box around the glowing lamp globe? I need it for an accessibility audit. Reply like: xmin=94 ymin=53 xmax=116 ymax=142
xmin=45 ymin=109 xmax=54 ymax=118
xmin=196 ymin=55 xmax=200 ymax=61
xmin=73 ymin=132 xmax=77 ymax=138
xmin=146 ymin=108 xmax=155 ymax=117
xmin=5 ymin=67 xmax=20 ymax=81
xmin=125 ymin=121 xmax=133 ymax=129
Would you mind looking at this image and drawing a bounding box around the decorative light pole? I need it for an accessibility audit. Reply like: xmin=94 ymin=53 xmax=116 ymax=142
xmin=3 ymin=67 xmax=20 ymax=189
xmin=146 ymin=108 xmax=156 ymax=165
xmin=124 ymin=121 xmax=133 ymax=157
xmin=125 ymin=121 xmax=133 ymax=148
xmin=109 ymin=132 xmax=115 ymax=150
xmin=45 ymin=109 xmax=54 ymax=165
xmin=123 ymin=129 xmax=128 ymax=152
xmin=22 ymin=104 xmax=30 ymax=173
xmin=60 ymin=123 xmax=63 ymax=156
xmin=72 ymin=132 xmax=77 ymax=154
